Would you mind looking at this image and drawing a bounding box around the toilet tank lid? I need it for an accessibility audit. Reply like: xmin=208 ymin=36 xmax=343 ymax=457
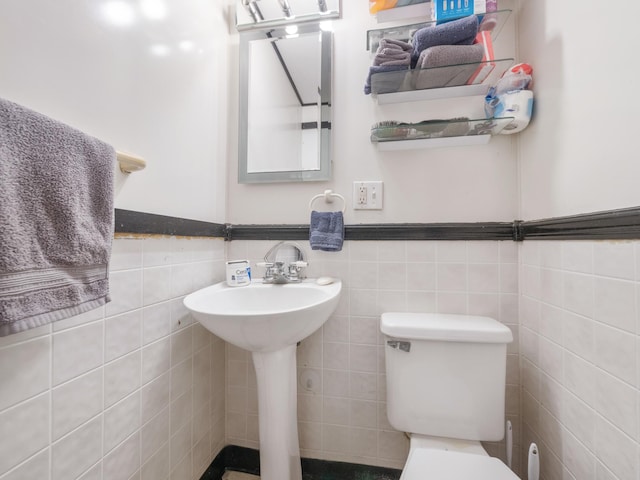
xmin=381 ymin=313 xmax=513 ymax=344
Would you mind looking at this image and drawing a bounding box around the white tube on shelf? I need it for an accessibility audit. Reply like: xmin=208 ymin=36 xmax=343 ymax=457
xmin=506 ymin=420 xmax=512 ymax=469
xmin=528 ymin=443 xmax=539 ymax=480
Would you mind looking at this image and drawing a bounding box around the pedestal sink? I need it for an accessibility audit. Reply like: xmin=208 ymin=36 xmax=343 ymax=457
xmin=183 ymin=278 xmax=342 ymax=480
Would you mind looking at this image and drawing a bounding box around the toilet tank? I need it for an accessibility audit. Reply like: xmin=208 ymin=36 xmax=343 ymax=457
xmin=381 ymin=313 xmax=513 ymax=442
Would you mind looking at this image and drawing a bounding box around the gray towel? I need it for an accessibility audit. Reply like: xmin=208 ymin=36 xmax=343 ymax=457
xmin=373 ymin=50 xmax=412 ymax=66
xmin=378 ymin=38 xmax=412 ymax=53
xmin=309 ymin=211 xmax=344 ymax=252
xmin=373 ymin=38 xmax=412 ymax=66
xmin=414 ymin=43 xmax=484 ymax=90
xmin=0 ymin=97 xmax=115 ymax=336
xmin=411 ymin=15 xmax=479 ymax=67
xmin=365 ymin=64 xmax=410 ymax=95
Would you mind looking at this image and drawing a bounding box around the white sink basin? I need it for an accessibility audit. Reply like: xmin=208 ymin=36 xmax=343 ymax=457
xmin=184 ymin=277 xmax=342 ymax=480
xmin=184 ymin=278 xmax=342 ymax=353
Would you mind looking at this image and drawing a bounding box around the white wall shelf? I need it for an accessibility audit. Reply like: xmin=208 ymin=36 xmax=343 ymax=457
xmin=367 ymin=9 xmax=512 ymax=52
xmin=375 ymin=134 xmax=491 ymax=150
xmin=374 ymin=2 xmax=431 ymax=24
xmin=367 ymin=9 xmax=516 ymax=149
xmin=370 ymin=57 xmax=514 ymax=104
xmin=370 ymin=116 xmax=515 ymax=151
xmin=366 ymin=10 xmax=512 ymax=104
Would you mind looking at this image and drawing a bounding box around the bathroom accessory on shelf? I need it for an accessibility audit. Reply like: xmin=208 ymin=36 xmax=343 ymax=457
xmin=369 ymin=0 xmax=429 ymax=15
xmin=370 ymin=116 xmax=515 ymax=150
xmin=117 ymin=151 xmax=146 ymax=173
xmin=308 ymin=189 xmax=346 ymax=213
xmin=365 ymin=9 xmax=513 ymax=103
xmin=485 ymin=63 xmax=534 ymax=134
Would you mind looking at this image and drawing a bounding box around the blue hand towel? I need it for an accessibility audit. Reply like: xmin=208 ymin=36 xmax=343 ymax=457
xmin=411 ymin=15 xmax=479 ymax=67
xmin=310 ymin=211 xmax=344 ymax=252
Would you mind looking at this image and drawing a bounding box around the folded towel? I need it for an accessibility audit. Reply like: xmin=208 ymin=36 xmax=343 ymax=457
xmin=0 ymin=97 xmax=115 ymax=336
xmin=310 ymin=211 xmax=344 ymax=252
xmin=364 ymin=64 xmax=410 ymax=95
xmin=411 ymin=15 xmax=479 ymax=67
xmin=373 ymin=51 xmax=412 ymax=66
xmin=414 ymin=43 xmax=484 ymax=90
xmin=373 ymin=38 xmax=412 ymax=66
xmin=378 ymin=38 xmax=412 ymax=52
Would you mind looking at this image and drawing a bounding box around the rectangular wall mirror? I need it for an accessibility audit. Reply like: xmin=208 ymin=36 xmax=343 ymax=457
xmin=238 ymin=20 xmax=334 ymax=183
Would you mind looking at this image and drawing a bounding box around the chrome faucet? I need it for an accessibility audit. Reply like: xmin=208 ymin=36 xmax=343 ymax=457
xmin=258 ymin=241 xmax=308 ymax=284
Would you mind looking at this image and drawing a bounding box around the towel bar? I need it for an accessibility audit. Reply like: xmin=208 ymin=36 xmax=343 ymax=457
xmin=309 ymin=189 xmax=346 ymax=213
xmin=117 ymin=151 xmax=146 ymax=173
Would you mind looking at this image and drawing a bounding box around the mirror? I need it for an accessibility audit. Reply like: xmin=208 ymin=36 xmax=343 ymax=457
xmin=238 ymin=22 xmax=334 ymax=183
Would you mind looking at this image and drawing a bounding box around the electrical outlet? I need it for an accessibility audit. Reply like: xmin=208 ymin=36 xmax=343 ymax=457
xmin=353 ymin=181 xmax=383 ymax=210
xmin=357 ymin=185 xmax=367 ymax=205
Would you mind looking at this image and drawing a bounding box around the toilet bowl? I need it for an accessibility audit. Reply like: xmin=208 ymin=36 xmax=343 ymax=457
xmin=402 ymin=446 xmax=517 ymax=480
xmin=381 ymin=312 xmax=519 ymax=480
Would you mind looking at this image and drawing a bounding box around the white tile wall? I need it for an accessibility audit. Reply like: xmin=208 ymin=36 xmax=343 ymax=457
xmin=12 ymin=234 xmax=639 ymax=480
xmin=225 ymin=239 xmax=521 ymax=472
xmin=0 ymin=237 xmax=226 ymax=480
xmin=520 ymin=240 xmax=640 ymax=480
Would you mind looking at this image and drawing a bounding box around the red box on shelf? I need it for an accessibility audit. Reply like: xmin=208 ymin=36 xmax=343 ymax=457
xmin=467 ymin=31 xmax=495 ymax=85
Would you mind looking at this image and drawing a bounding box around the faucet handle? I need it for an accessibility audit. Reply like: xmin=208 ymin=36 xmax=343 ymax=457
xmin=257 ymin=262 xmax=276 ymax=280
xmin=291 ymin=261 xmax=308 ymax=268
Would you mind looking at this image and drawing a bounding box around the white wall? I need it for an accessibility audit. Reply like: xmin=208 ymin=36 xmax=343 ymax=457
xmin=0 ymin=0 xmax=230 ymax=223
xmin=515 ymin=2 xmax=640 ymax=479
xmin=0 ymin=1 xmax=232 ymax=479
xmin=228 ymin=0 xmax=519 ymax=224
xmin=517 ymin=1 xmax=640 ymax=219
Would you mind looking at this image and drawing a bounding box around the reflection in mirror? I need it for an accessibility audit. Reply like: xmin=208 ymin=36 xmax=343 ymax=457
xmin=238 ymin=22 xmax=333 ymax=183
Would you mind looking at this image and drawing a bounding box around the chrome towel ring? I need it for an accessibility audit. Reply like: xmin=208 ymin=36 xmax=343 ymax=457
xmin=308 ymin=189 xmax=346 ymax=213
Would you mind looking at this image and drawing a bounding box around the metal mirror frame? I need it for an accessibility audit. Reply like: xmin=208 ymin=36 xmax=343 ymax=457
xmin=238 ymin=23 xmax=333 ymax=184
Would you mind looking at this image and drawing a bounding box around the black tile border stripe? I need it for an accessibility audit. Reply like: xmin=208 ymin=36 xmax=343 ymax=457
xmin=520 ymin=206 xmax=640 ymax=240
xmin=114 ymin=209 xmax=226 ymax=238
xmin=114 ymin=206 xmax=640 ymax=241
xmin=199 ymin=445 xmax=402 ymax=480
xmin=226 ymin=222 xmax=517 ymax=241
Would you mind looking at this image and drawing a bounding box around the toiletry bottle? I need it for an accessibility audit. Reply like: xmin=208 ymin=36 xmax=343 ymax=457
xmin=369 ymin=0 xmax=398 ymax=14
xmin=226 ymin=260 xmax=251 ymax=287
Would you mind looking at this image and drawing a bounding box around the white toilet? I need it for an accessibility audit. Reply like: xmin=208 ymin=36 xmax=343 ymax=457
xmin=381 ymin=312 xmax=519 ymax=480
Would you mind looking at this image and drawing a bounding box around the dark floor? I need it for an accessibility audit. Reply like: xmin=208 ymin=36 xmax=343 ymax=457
xmin=200 ymin=445 xmax=402 ymax=480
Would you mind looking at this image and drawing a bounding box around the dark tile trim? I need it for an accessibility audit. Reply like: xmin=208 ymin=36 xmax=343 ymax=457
xmin=114 ymin=209 xmax=227 ymax=238
xmin=114 ymin=206 xmax=640 ymax=242
xmin=226 ymin=222 xmax=517 ymax=241
xmin=199 ymin=445 xmax=259 ymax=479
xmin=199 ymin=445 xmax=402 ymax=480
xmin=225 ymin=224 xmax=310 ymax=241
xmin=520 ymin=206 xmax=640 ymax=240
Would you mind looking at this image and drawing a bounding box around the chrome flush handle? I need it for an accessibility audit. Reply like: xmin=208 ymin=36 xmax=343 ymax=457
xmin=387 ymin=340 xmax=411 ymax=353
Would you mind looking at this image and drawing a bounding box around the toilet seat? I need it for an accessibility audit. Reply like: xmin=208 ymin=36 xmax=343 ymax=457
xmin=401 ymin=448 xmax=519 ymax=480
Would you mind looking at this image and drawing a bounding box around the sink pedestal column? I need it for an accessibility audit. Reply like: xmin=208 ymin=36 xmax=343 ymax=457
xmin=252 ymin=344 xmax=302 ymax=480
